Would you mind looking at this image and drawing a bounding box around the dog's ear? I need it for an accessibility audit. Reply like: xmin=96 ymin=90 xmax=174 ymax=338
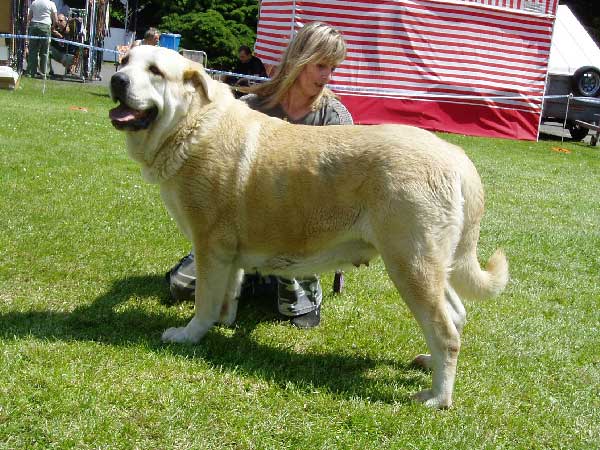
xmin=183 ymin=64 xmax=213 ymax=101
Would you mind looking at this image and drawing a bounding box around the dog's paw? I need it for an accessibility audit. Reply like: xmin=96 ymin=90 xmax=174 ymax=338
xmin=162 ymin=327 xmax=193 ymax=344
xmin=412 ymin=389 xmax=452 ymax=409
xmin=218 ymin=312 xmax=237 ymax=327
xmin=412 ymin=354 xmax=432 ymax=370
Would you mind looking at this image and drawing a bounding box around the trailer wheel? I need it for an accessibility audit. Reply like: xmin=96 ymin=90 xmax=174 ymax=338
xmin=572 ymin=67 xmax=600 ymax=97
xmin=566 ymin=121 xmax=589 ymax=141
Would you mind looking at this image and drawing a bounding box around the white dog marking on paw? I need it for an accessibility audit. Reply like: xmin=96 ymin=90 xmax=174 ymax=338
xmin=412 ymin=389 xmax=452 ymax=409
xmin=162 ymin=327 xmax=191 ymax=343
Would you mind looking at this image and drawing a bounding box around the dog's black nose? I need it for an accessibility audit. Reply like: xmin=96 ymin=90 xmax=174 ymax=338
xmin=110 ymin=72 xmax=130 ymax=100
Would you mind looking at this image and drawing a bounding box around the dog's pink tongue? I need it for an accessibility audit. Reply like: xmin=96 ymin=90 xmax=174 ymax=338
xmin=109 ymin=104 xmax=142 ymax=122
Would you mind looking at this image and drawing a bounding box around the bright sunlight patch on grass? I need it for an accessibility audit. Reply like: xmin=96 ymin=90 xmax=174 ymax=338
xmin=1 ymin=79 xmax=599 ymax=448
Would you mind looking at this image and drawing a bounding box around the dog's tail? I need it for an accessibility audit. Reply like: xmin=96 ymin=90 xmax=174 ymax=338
xmin=450 ymin=246 xmax=509 ymax=300
xmin=449 ymin=154 xmax=509 ymax=301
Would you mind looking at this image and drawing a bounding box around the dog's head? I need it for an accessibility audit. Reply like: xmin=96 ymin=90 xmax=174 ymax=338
xmin=109 ymin=46 xmax=218 ymax=158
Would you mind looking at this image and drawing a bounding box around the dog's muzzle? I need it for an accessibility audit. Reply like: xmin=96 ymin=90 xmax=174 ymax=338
xmin=109 ymin=72 xmax=158 ymax=131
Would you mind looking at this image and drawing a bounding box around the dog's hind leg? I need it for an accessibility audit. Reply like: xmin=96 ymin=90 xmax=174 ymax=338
xmin=380 ymin=249 xmax=460 ymax=409
xmin=445 ymin=285 xmax=466 ymax=334
xmin=162 ymin=248 xmax=235 ymax=344
xmin=413 ymin=285 xmax=466 ymax=371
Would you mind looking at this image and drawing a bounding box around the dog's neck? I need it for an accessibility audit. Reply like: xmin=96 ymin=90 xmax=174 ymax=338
xmin=140 ymin=96 xmax=225 ymax=184
xmin=140 ymin=117 xmax=197 ymax=183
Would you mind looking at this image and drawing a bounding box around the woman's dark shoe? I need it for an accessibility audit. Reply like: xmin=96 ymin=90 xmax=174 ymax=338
xmin=290 ymin=304 xmax=321 ymax=328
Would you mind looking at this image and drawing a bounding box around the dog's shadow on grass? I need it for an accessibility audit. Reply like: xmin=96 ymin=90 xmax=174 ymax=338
xmin=0 ymin=274 xmax=425 ymax=405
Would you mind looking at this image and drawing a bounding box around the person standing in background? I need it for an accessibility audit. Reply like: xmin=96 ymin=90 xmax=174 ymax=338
xmin=26 ymin=0 xmax=58 ymax=77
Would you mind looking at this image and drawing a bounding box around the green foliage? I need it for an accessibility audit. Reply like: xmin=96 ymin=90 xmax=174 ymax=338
xmin=160 ymin=0 xmax=260 ymax=27
xmin=160 ymin=9 xmax=255 ymax=69
xmin=212 ymin=0 xmax=260 ymax=28
xmin=109 ymin=0 xmax=260 ymax=69
xmin=108 ymin=8 xmax=125 ymax=26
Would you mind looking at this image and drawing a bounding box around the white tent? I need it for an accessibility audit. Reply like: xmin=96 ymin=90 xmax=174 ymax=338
xmin=548 ymin=5 xmax=600 ymax=75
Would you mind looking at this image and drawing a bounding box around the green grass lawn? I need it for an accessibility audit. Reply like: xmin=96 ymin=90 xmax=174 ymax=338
xmin=1 ymin=78 xmax=599 ymax=449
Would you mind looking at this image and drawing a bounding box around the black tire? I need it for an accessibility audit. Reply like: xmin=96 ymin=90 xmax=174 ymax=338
xmin=572 ymin=66 xmax=600 ymax=97
xmin=567 ymin=121 xmax=589 ymax=141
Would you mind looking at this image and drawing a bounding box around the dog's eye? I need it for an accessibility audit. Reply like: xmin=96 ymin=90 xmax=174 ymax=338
xmin=121 ymin=56 xmax=129 ymax=66
xmin=149 ymin=65 xmax=163 ymax=77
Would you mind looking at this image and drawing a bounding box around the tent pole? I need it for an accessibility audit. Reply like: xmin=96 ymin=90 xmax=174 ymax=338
xmin=42 ymin=35 xmax=50 ymax=94
xmin=290 ymin=0 xmax=296 ymax=38
xmin=561 ymin=94 xmax=572 ymax=144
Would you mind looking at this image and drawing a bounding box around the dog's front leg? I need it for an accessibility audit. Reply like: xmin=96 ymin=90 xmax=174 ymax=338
xmin=162 ymin=250 xmax=235 ymax=344
xmin=218 ymin=267 xmax=244 ymax=326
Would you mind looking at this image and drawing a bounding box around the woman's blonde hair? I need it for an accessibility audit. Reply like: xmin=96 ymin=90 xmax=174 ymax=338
xmin=249 ymin=22 xmax=347 ymax=109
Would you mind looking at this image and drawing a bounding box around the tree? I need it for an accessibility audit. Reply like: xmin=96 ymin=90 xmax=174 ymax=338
xmin=110 ymin=0 xmax=259 ymax=69
xmin=160 ymin=9 xmax=255 ymax=69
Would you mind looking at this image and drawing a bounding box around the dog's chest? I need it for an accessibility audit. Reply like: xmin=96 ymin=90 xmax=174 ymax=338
xmin=159 ymin=184 xmax=194 ymax=240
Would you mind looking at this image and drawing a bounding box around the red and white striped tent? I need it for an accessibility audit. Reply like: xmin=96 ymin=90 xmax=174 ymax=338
xmin=254 ymin=0 xmax=560 ymax=140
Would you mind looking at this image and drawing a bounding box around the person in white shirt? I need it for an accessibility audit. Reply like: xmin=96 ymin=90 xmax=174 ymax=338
xmin=27 ymin=0 xmax=58 ymax=77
